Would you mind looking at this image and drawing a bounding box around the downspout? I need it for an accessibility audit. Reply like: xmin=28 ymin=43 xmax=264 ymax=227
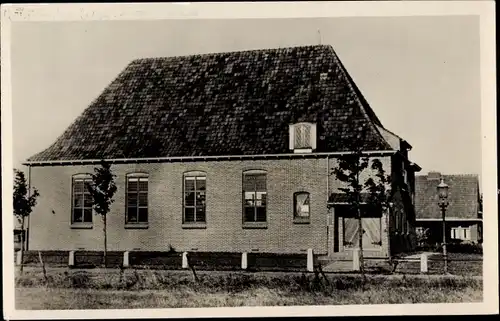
xmin=26 ymin=165 xmax=31 ymax=251
xmin=326 ymin=155 xmax=330 ymax=255
xmin=326 ymin=155 xmax=329 ymax=202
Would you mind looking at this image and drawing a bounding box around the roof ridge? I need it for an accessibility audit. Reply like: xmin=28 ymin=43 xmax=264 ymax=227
xmin=129 ymin=44 xmax=333 ymax=65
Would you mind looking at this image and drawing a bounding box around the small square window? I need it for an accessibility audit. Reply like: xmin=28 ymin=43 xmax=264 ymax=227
xmin=289 ymin=123 xmax=317 ymax=152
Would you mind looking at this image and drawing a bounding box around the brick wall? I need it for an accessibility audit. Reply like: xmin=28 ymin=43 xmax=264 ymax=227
xmin=28 ymin=158 xmax=333 ymax=254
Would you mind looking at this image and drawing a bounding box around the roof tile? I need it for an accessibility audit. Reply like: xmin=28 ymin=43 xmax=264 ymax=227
xmin=28 ymin=45 xmax=394 ymax=162
xmin=414 ymin=174 xmax=481 ymax=219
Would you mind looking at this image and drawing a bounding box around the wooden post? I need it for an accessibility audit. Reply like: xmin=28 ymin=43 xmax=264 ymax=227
xmin=420 ymin=253 xmax=428 ymax=273
xmin=123 ymin=251 xmax=129 ymax=268
xmin=16 ymin=250 xmax=22 ymax=266
xmin=307 ymin=248 xmax=314 ymax=272
xmin=241 ymin=252 xmax=248 ymax=270
xmin=353 ymin=248 xmax=360 ymax=271
xmin=68 ymin=250 xmax=75 ymax=267
xmin=182 ymin=252 xmax=189 ymax=269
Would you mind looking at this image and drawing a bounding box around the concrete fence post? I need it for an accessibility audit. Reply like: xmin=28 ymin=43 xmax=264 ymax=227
xmin=307 ymin=248 xmax=314 ymax=272
xmin=16 ymin=251 xmax=22 ymax=266
xmin=352 ymin=248 xmax=360 ymax=271
xmin=420 ymin=253 xmax=428 ymax=273
xmin=68 ymin=250 xmax=75 ymax=267
xmin=123 ymin=251 xmax=130 ymax=268
xmin=182 ymin=252 xmax=189 ymax=269
xmin=241 ymin=252 xmax=248 ymax=270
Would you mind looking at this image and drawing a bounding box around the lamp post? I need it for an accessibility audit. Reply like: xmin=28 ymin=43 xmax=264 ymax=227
xmin=437 ymin=177 xmax=449 ymax=274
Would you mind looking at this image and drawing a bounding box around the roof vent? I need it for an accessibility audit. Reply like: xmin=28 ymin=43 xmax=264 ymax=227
xmin=427 ymin=172 xmax=441 ymax=180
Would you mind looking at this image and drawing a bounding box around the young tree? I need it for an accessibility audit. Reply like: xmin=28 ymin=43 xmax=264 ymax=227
xmin=85 ymin=160 xmax=117 ymax=267
xmin=13 ymin=169 xmax=40 ymax=272
xmin=364 ymin=159 xmax=392 ymax=214
xmin=331 ymin=150 xmax=370 ymax=275
xmin=331 ymin=154 xmax=391 ymax=278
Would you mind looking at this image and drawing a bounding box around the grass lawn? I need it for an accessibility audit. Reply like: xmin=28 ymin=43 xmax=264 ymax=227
xmin=15 ymin=269 xmax=483 ymax=309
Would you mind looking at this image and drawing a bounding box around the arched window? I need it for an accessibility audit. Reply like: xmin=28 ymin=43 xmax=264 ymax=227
xmin=243 ymin=170 xmax=267 ymax=224
xmin=71 ymin=174 xmax=93 ymax=226
xmin=294 ymin=192 xmax=311 ymax=223
xmin=183 ymin=171 xmax=207 ymax=224
xmin=126 ymin=173 xmax=149 ymax=225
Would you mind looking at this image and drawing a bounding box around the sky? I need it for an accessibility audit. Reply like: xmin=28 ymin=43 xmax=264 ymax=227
xmin=10 ymin=16 xmax=481 ymax=178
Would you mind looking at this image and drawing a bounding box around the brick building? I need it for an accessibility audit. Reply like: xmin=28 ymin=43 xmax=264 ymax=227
xmin=24 ymin=45 xmax=419 ymax=258
xmin=414 ymin=172 xmax=483 ymax=245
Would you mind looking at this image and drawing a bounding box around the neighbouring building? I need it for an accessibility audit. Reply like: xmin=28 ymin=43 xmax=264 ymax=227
xmin=414 ymin=172 xmax=483 ymax=245
xmin=24 ymin=45 xmax=420 ymax=259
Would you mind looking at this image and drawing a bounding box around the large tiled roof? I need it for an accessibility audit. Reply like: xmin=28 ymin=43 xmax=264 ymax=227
xmin=28 ymin=45 xmax=396 ymax=162
xmin=414 ymin=173 xmax=481 ymax=219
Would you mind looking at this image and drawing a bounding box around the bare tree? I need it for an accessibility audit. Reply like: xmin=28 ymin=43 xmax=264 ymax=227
xmin=85 ymin=160 xmax=117 ymax=267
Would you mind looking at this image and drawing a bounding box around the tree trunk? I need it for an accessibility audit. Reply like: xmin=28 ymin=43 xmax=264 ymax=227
xmin=103 ymin=215 xmax=107 ymax=268
xmin=356 ymin=170 xmax=365 ymax=277
xmin=357 ymin=204 xmax=364 ymax=274
xmin=20 ymin=216 xmax=26 ymax=273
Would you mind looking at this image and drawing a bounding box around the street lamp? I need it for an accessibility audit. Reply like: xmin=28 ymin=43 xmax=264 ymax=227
xmin=437 ymin=177 xmax=449 ymax=274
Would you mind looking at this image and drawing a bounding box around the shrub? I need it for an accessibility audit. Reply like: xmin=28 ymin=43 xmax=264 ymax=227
xmin=436 ymin=242 xmax=483 ymax=254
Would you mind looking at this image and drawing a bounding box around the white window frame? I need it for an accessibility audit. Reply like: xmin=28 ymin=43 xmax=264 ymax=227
xmin=242 ymin=170 xmax=267 ymax=226
xmin=125 ymin=173 xmax=149 ymax=226
xmin=183 ymin=171 xmax=207 ymax=225
xmin=71 ymin=174 xmax=93 ymax=228
xmin=293 ymin=191 xmax=311 ymax=223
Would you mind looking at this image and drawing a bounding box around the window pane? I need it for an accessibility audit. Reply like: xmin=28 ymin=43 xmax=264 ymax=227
xmin=138 ymin=179 xmax=148 ymax=192
xmin=296 ymin=193 xmax=310 ymax=217
xmin=83 ymin=180 xmax=92 ymax=194
xmin=196 ymin=192 xmax=206 ymax=207
xmin=243 ymin=175 xmax=256 ymax=191
xmin=256 ymin=192 xmax=267 ymax=206
xmin=138 ymin=207 xmax=148 ymax=223
xmin=185 ymin=178 xmax=195 ymax=191
xmin=127 ymin=207 xmax=138 ymax=223
xmin=244 ymin=192 xmax=255 ymax=200
xmin=74 ymin=195 xmax=83 ymax=208
xmin=73 ymin=180 xmax=84 ymax=193
xmin=128 ymin=179 xmax=138 ymax=192
xmin=185 ymin=192 xmax=195 ymax=206
xmin=244 ymin=207 xmax=255 ymax=222
xmin=84 ymin=195 xmax=93 ymax=208
xmin=83 ymin=209 xmax=93 ymax=223
xmin=294 ymin=125 xmax=302 ymax=147
xmin=256 ymin=207 xmax=266 ymax=222
xmin=138 ymin=192 xmax=148 ymax=207
xmin=185 ymin=207 xmax=195 ymax=222
xmin=127 ymin=193 xmax=138 ymax=207
xmin=196 ymin=177 xmax=206 ymax=191
xmin=254 ymin=175 xmax=266 ymax=191
xmin=303 ymin=126 xmax=311 ymax=146
xmin=73 ymin=209 xmax=83 ymax=223
xmin=196 ymin=207 xmax=206 ymax=222
xmin=244 ymin=192 xmax=255 ymax=206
